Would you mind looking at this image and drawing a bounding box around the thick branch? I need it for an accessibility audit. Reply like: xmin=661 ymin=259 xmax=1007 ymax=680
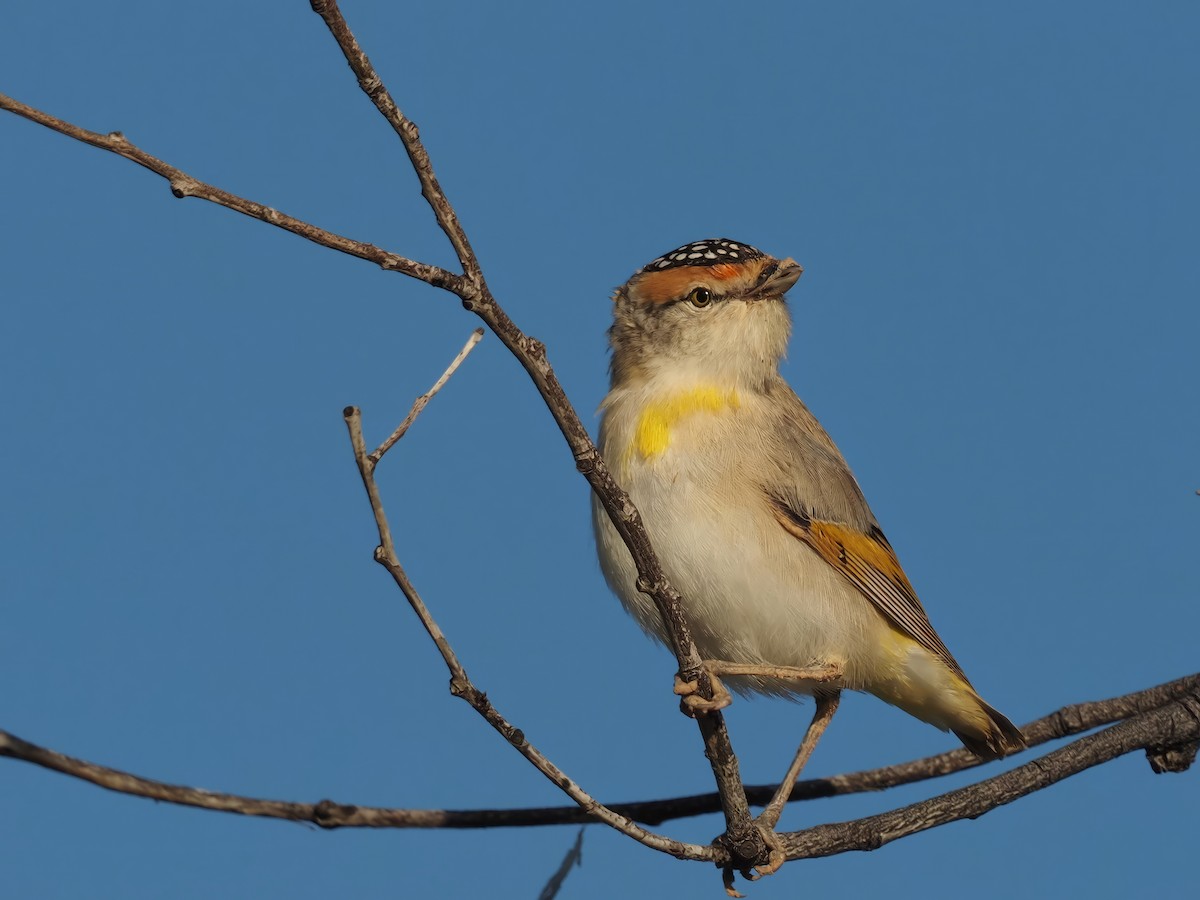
xmin=3 ymin=674 xmax=1194 ymax=836
xmin=775 ymin=691 xmax=1200 ymax=862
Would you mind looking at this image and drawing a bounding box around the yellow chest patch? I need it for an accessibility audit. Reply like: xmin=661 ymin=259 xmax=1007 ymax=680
xmin=628 ymin=387 xmax=740 ymax=461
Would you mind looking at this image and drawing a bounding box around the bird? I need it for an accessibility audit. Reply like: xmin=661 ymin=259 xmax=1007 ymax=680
xmin=591 ymin=238 xmax=1024 ymax=761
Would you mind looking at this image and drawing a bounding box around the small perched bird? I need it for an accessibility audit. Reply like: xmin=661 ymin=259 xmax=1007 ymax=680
xmin=592 ymin=238 xmax=1024 ymax=760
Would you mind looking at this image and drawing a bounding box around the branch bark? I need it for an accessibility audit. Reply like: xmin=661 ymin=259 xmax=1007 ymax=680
xmin=2 ymin=674 xmax=1194 ymax=839
xmin=777 ymin=691 xmax=1200 ymax=862
xmin=0 ymin=93 xmax=459 ymax=291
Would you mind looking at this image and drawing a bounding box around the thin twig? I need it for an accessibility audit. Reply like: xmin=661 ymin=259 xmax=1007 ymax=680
xmin=369 ymin=328 xmax=484 ymax=465
xmin=0 ymin=93 xmax=459 ymax=291
xmin=342 ymin=353 xmax=711 ymax=862
xmin=309 ymin=0 xmax=482 ymax=283
xmin=537 ymin=828 xmax=586 ymax=900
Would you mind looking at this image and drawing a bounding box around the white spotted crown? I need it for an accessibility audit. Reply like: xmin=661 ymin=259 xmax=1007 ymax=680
xmin=639 ymin=238 xmax=766 ymax=273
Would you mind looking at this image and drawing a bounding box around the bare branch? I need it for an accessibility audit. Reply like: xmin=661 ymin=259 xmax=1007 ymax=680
xmin=310 ymin=0 xmax=483 ymax=283
xmin=2 ymin=675 xmax=1193 ymax=836
xmin=538 ymin=828 xmax=586 ymax=900
xmin=0 ymin=92 xmax=459 ymax=290
xmin=341 ymin=345 xmax=712 ymax=862
xmin=775 ymin=691 xmax=1200 ymax=862
xmin=370 ymin=328 xmax=484 ymax=465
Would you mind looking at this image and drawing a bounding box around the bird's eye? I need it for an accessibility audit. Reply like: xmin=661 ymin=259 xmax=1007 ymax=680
xmin=688 ymin=287 xmax=713 ymax=308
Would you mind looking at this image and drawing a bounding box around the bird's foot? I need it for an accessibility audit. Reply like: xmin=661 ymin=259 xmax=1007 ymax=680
xmin=674 ymin=668 xmax=732 ymax=717
xmin=752 ymin=828 xmax=787 ymax=877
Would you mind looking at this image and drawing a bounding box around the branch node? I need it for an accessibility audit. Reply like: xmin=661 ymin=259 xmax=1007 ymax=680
xmin=574 ymin=449 xmax=597 ymax=475
xmin=635 ymin=575 xmax=663 ymax=596
xmin=312 ymin=798 xmax=357 ymax=829
xmin=713 ymin=830 xmax=769 ymax=886
xmin=373 ymin=545 xmax=387 ymax=564
xmin=1146 ymin=739 xmax=1198 ymax=774
xmin=169 ymin=176 xmax=198 ymax=199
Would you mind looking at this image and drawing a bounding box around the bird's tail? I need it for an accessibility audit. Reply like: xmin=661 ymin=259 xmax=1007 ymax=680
xmin=873 ymin=651 xmax=1026 ymax=760
xmin=952 ymin=695 xmax=1027 ymax=760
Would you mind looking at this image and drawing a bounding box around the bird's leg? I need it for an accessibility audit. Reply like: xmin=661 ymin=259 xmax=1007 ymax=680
xmin=674 ymin=660 xmax=842 ymax=717
xmin=754 ymin=689 xmax=842 ymax=873
xmin=703 ymin=660 xmax=843 ymax=687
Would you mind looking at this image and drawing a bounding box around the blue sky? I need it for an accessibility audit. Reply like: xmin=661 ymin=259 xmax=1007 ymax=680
xmin=2 ymin=1 xmax=1197 ymax=897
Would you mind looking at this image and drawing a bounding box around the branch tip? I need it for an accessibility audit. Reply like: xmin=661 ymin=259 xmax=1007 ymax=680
xmin=1146 ymin=739 xmax=1198 ymax=774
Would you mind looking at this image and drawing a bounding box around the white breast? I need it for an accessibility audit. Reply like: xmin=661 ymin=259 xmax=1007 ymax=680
xmin=591 ymin=388 xmax=892 ymax=698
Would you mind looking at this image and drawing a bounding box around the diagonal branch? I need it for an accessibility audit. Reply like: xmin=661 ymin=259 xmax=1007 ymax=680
xmin=0 ymin=93 xmax=459 ymax=291
xmin=369 ymin=328 xmax=484 ymax=465
xmin=310 ymin=0 xmax=482 ymax=283
xmin=341 ymin=339 xmax=711 ymax=862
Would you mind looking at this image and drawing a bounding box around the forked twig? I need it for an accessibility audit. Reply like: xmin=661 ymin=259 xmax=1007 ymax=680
xmin=341 ymin=336 xmax=711 ymax=862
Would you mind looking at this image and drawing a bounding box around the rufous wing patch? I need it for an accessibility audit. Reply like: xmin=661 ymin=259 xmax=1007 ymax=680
xmin=767 ymin=494 xmax=967 ymax=681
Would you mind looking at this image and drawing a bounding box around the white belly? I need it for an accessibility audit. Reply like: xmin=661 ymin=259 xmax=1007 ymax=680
xmin=592 ymin=418 xmax=893 ymax=697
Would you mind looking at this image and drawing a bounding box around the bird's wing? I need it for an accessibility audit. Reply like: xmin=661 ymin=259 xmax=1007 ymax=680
xmin=765 ymin=493 xmax=968 ymax=682
xmin=760 ymin=382 xmax=968 ymax=681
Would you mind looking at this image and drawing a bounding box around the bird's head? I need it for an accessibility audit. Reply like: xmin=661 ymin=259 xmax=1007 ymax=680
xmin=608 ymin=238 xmax=801 ymax=390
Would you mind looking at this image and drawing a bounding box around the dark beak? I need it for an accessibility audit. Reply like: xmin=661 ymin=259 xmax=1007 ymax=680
xmin=746 ymin=257 xmax=803 ymax=299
